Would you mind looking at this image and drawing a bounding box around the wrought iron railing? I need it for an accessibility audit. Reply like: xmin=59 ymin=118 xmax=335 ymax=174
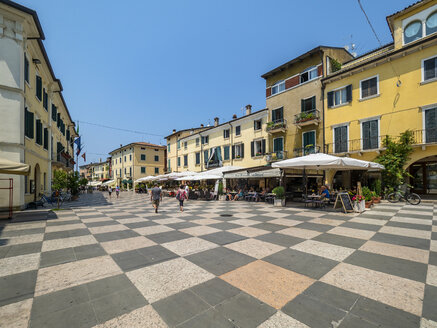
xmin=266 ymin=119 xmax=287 ymax=132
xmin=294 ymin=146 xmax=321 ymax=157
xmin=294 ymin=109 xmax=320 ymax=125
xmin=266 ymin=151 xmax=287 ymax=162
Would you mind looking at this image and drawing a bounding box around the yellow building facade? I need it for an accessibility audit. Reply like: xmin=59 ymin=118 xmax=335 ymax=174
xmin=82 ymin=159 xmax=110 ymax=181
xmin=171 ymin=106 xmax=269 ymax=173
xmin=323 ymin=0 xmax=437 ymax=194
xmin=0 ymin=1 xmax=77 ymax=210
xmin=262 ymin=46 xmax=353 ymax=163
xmin=109 ymin=142 xmax=166 ymax=186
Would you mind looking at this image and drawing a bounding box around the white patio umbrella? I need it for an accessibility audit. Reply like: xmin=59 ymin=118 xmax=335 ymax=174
xmin=175 ymin=174 xmax=221 ymax=181
xmin=135 ymin=176 xmax=155 ymax=183
xmin=102 ymin=179 xmax=115 ymax=186
xmin=0 ymin=158 xmax=30 ymax=175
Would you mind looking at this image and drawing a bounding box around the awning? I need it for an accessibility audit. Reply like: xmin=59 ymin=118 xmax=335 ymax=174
xmin=102 ymin=179 xmax=115 ymax=186
xmin=224 ymin=168 xmax=281 ymax=179
xmin=0 ymin=159 xmax=30 ymax=176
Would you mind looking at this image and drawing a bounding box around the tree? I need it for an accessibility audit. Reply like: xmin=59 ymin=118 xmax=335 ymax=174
xmin=375 ymin=130 xmax=414 ymax=194
xmin=79 ymin=177 xmax=88 ymax=188
xmin=52 ymin=170 xmax=68 ymax=208
xmin=67 ymin=171 xmax=81 ymax=196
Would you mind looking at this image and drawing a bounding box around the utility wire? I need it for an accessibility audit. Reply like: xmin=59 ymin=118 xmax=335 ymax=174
xmin=78 ymin=120 xmax=165 ymax=137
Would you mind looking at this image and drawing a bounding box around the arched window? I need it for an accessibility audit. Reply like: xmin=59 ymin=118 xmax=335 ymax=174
xmin=404 ymin=20 xmax=423 ymax=44
xmin=426 ymin=11 xmax=437 ymax=36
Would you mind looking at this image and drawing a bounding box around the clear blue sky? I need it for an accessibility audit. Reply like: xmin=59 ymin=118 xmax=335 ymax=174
xmin=20 ymin=0 xmax=414 ymax=164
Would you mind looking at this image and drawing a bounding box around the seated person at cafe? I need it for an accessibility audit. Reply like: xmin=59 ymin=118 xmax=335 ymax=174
xmin=320 ymin=185 xmax=330 ymax=199
xmin=233 ymin=189 xmax=244 ymax=201
xmin=225 ymin=188 xmax=233 ymax=201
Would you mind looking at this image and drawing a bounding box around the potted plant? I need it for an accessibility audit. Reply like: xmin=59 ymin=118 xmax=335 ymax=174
xmin=272 ymin=186 xmax=286 ymax=207
xmin=372 ymin=180 xmax=382 ymax=203
xmin=352 ymin=194 xmax=365 ymax=213
xmin=362 ymin=186 xmax=373 ymax=208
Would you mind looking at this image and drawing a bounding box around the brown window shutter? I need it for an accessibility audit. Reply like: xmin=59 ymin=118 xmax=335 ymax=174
xmin=266 ymin=88 xmax=271 ymax=97
xmin=317 ymin=64 xmax=323 ymax=77
xmin=285 ymin=75 xmax=299 ymax=89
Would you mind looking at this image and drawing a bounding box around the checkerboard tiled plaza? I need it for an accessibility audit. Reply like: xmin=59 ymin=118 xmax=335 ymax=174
xmin=1 ymin=192 xmax=437 ymax=328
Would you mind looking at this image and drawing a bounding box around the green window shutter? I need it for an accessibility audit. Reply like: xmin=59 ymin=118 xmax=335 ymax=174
xmin=52 ymin=105 xmax=57 ymax=121
xmin=36 ymin=75 xmax=42 ymax=100
xmin=241 ymin=143 xmax=244 ymax=158
xmin=43 ymin=128 xmax=48 ymax=149
xmin=327 ymin=91 xmax=334 ymax=107
xmin=43 ymin=89 xmax=48 ymax=110
xmin=251 ymin=141 xmax=254 ymax=157
xmin=24 ymin=55 xmax=29 ymax=83
xmin=232 ymin=145 xmax=235 ymax=159
xmin=311 ymin=96 xmax=316 ymax=110
xmin=262 ymin=139 xmax=266 ymax=154
xmin=301 ymin=99 xmax=304 ymax=112
xmin=29 ymin=111 xmax=34 ymax=138
xmin=346 ymin=85 xmax=352 ymax=102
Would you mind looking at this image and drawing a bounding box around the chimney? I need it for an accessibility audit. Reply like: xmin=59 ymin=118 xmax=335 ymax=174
xmin=232 ymin=114 xmax=237 ymax=119
xmin=200 ymin=124 xmax=204 ymax=128
xmin=214 ymin=117 xmax=219 ymax=127
xmin=245 ymin=104 xmax=252 ymax=115
xmin=172 ymin=129 xmax=176 ymax=133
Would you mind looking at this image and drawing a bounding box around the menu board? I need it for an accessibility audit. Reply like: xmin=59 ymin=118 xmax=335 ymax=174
xmin=334 ymin=192 xmax=354 ymax=213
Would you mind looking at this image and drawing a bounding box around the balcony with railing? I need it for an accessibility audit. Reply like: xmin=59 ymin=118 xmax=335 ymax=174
xmin=265 ymin=151 xmax=288 ymax=163
xmin=294 ymin=109 xmax=320 ymax=127
xmin=266 ymin=119 xmax=287 ymax=133
xmin=294 ymin=145 xmax=321 ymax=157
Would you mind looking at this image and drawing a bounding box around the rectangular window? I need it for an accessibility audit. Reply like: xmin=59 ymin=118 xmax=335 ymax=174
xmin=195 ymin=138 xmax=200 ymax=146
xmin=235 ymin=126 xmax=241 ymax=136
xmin=425 ymin=107 xmax=437 ymax=143
xmin=201 ymin=136 xmax=209 ymax=144
xmin=301 ymin=96 xmax=316 ymax=112
xmin=300 ymin=66 xmax=318 ymax=83
xmin=52 ymin=105 xmax=57 ymax=121
xmin=43 ymin=89 xmax=48 ymax=110
xmin=195 ymin=152 xmax=200 ymax=165
xmin=184 ymin=155 xmax=188 ymax=167
xmin=36 ymin=75 xmax=42 ymax=101
xmin=24 ymin=108 xmax=34 ymax=138
xmin=204 ymin=150 xmax=209 ymax=164
xmin=303 ymin=131 xmax=316 ymax=155
xmin=423 ymin=56 xmax=437 ymax=81
xmin=360 ymin=76 xmax=378 ymax=99
xmin=327 ymin=85 xmax=352 ymax=108
xmin=141 ymin=167 xmax=146 ymax=173
xmin=140 ymin=154 xmax=145 ymax=161
xmin=177 ymin=157 xmax=181 ymax=167
xmin=271 ymin=107 xmax=284 ymax=122
xmin=167 ymin=143 xmax=170 ymax=152
xmin=184 ymin=141 xmax=187 ymax=149
xmin=223 ymin=146 xmax=230 ymax=160
xmin=223 ymin=129 xmax=230 ymax=139
xmin=129 ymin=154 xmax=132 ymax=161
xmin=155 ymin=168 xmax=159 ymax=174
xmin=254 ymin=119 xmax=262 ymax=130
xmin=24 ymin=55 xmax=29 ymax=83
xmin=154 ymin=155 xmax=159 ymax=162
xmin=271 ymin=80 xmax=285 ymax=95
xmin=251 ymin=139 xmax=266 ymax=157
xmin=124 ymin=156 xmax=126 ymax=162
xmin=36 ymin=119 xmax=42 ymax=145
xmin=66 ymin=130 xmax=70 ymax=142
xmin=177 ymin=140 xmax=181 ymax=149
xmin=232 ymin=143 xmax=244 ymax=159
xmin=43 ymin=128 xmax=48 ymax=150
xmin=334 ymin=126 xmax=348 ymax=153
xmin=273 ymin=137 xmax=284 ymax=152
xmin=57 ymin=113 xmax=61 ymax=128
xmin=362 ymin=120 xmax=379 ymax=150
xmin=167 ymin=159 xmax=171 ymax=170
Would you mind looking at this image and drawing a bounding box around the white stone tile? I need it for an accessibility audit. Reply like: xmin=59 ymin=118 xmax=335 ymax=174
xmin=41 ymin=235 xmax=97 ymax=252
xmin=427 ymin=265 xmax=437 ymax=287
xmin=0 ymin=298 xmax=33 ymax=328
xmin=100 ymin=236 xmax=156 ymax=254
xmin=225 ymin=239 xmax=285 ymax=259
xmin=162 ymin=237 xmax=218 ymax=256
xmin=258 ymin=311 xmax=309 ymax=328
xmin=291 ymin=240 xmax=355 ymax=262
xmin=0 ymin=253 xmax=40 ymax=277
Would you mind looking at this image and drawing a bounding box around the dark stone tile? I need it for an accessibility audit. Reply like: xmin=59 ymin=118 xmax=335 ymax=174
xmin=73 ymin=244 xmax=106 ymax=260
xmin=0 ymin=227 xmax=45 ymax=237
xmin=359 ymin=213 xmax=393 ymax=220
xmin=167 ymin=222 xmax=199 ymax=230
xmin=147 ymin=230 xmax=192 ymax=244
xmin=386 ymin=221 xmax=432 ymax=231
xmin=432 ymin=232 xmax=437 ymax=240
xmin=249 ymin=215 xmax=277 ymax=222
xmin=29 ymin=302 xmax=97 ymax=328
xmin=86 ymin=274 xmax=134 ymax=300
xmin=46 ymin=219 xmax=81 ymax=226
xmin=294 ymin=222 xmax=333 ymax=232
xmin=0 ymin=270 xmax=37 ymax=306
xmin=318 ymin=214 xmax=349 ymax=221
xmin=338 ymin=314 xmax=379 ymax=328
xmin=282 ymin=294 xmax=347 ymax=328
xmin=429 ymin=251 xmax=437 ymax=266
xmin=78 ymin=214 xmax=107 ymax=219
xmin=313 ymin=233 xmax=366 ymax=249
xmin=177 ymin=308 xmax=237 ymax=328
xmin=303 ymin=281 xmax=359 ymax=312
xmin=371 ymin=232 xmax=430 ymax=250
xmin=216 ymin=292 xmax=275 ymax=328
xmin=108 ymin=214 xmax=138 ymax=219
xmin=3 ymin=242 xmax=42 ymax=258
xmin=0 ymin=245 xmax=9 ymax=258
xmin=255 ymin=233 xmax=305 ymax=247
xmin=190 ymin=277 xmax=240 ymax=306
xmin=350 ymin=296 xmax=420 ymax=328
xmin=44 ymin=229 xmax=90 ymax=241
xmin=186 ymin=247 xmax=255 ymax=275
xmin=31 ymin=285 xmax=90 ymax=318
xmin=396 ymin=212 xmax=432 ymax=220
xmin=340 ymin=221 xmax=381 ymax=231
xmin=124 ymin=221 xmax=158 ymax=229
xmin=200 ymin=231 xmax=247 ymax=245
xmin=251 ymin=223 xmax=288 ymax=232
xmin=93 ymin=230 xmax=139 ymax=242
xmin=422 ymin=284 xmax=437 ymax=322
xmin=209 ymin=222 xmax=241 ymax=230
xmin=345 ymin=251 xmax=427 ymax=282
xmin=153 ymin=290 xmax=210 ymax=326
xmin=84 ymin=220 xmax=118 ymax=228
xmin=91 ymin=286 xmax=147 ymax=323
xmin=40 ymin=248 xmax=76 ymax=268
xmin=111 ymin=245 xmax=177 ymax=271
xmin=264 ymin=249 xmax=338 ymax=279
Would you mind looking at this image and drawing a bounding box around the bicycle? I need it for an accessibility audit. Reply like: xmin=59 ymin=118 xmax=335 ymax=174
xmin=387 ymin=189 xmax=421 ymax=205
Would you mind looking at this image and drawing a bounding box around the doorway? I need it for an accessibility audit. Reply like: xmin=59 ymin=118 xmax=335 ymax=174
xmin=409 ymin=160 xmax=437 ymax=194
xmin=34 ymin=163 xmax=40 ymax=201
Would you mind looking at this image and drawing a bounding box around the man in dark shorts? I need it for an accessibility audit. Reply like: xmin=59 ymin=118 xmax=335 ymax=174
xmin=151 ymin=184 xmax=162 ymax=213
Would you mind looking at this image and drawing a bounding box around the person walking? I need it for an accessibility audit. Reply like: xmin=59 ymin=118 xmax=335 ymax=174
xmin=108 ymin=186 xmax=113 ymax=200
xmin=185 ymin=184 xmax=190 ymax=200
xmin=176 ymin=185 xmax=188 ymax=212
xmin=151 ymin=184 xmax=162 ymax=213
xmin=115 ymin=185 xmax=120 ymax=198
